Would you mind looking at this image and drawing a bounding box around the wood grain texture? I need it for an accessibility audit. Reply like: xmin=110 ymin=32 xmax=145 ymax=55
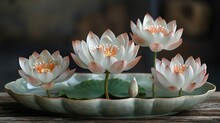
xmin=0 ymin=92 xmax=220 ymax=122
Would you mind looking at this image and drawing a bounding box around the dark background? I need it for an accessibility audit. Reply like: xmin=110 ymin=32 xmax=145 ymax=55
xmin=0 ymin=0 xmax=219 ymax=91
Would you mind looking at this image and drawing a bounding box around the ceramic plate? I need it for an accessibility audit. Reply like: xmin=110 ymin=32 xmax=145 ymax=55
xmin=5 ymin=73 xmax=216 ymax=119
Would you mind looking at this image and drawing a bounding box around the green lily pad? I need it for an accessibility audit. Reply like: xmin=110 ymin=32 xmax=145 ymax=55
xmin=59 ymin=78 xmax=146 ymax=99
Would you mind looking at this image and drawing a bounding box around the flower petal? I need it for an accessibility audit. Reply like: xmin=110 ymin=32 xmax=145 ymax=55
xmin=167 ymin=20 xmax=177 ymax=32
xmin=130 ymin=33 xmax=148 ymax=46
xmin=40 ymin=50 xmax=53 ymax=59
xmin=143 ymin=13 xmax=154 ymax=27
xmin=71 ymin=53 xmax=87 ymax=69
xmin=87 ymin=31 xmax=99 ymax=52
xmin=55 ymin=69 xmax=75 ymax=82
xmin=195 ymin=57 xmax=201 ymax=66
xmin=101 ymin=56 xmax=117 ymax=70
xmin=18 ymin=70 xmax=29 ymax=80
xmin=32 ymin=51 xmax=39 ymax=59
xmin=151 ymin=68 xmax=165 ymax=89
xmin=196 ymin=73 xmax=209 ymax=88
xmin=155 ymin=16 xmax=167 ymax=27
xmin=182 ymin=82 xmax=196 ymax=92
xmin=183 ymin=66 xmax=194 ymax=84
xmin=88 ymin=62 xmax=105 ymax=73
xmin=149 ymin=43 xmax=163 ymax=52
xmin=124 ymin=56 xmax=142 ymax=70
xmin=165 ymin=39 xmax=182 ymax=51
xmin=41 ymin=82 xmax=54 ymax=89
xmin=116 ymin=46 xmax=125 ymax=60
xmin=37 ymin=72 xmax=54 ymax=83
xmin=19 ymin=57 xmax=31 ymax=74
xmin=93 ymin=48 xmax=104 ymax=64
xmin=27 ymin=77 xmax=41 ymax=86
xmin=185 ymin=56 xmax=196 ymax=71
xmin=109 ymin=60 xmax=127 ymax=73
xmin=101 ymin=29 xmax=116 ymax=41
xmin=161 ymin=58 xmax=170 ymax=66
xmin=61 ymin=56 xmax=70 ymax=73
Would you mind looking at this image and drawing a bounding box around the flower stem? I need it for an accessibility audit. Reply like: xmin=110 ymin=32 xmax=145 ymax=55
xmin=179 ymin=88 xmax=182 ymax=97
xmin=46 ymin=90 xmax=51 ymax=98
xmin=104 ymin=71 xmax=110 ymax=99
xmin=152 ymin=52 xmax=157 ymax=98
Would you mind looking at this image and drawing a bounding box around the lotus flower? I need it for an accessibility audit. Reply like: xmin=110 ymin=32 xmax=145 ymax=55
xmin=18 ymin=50 xmax=75 ymax=89
xmin=71 ymin=29 xmax=142 ymax=74
xmin=151 ymin=54 xmax=209 ymax=92
xmin=130 ymin=13 xmax=183 ymax=52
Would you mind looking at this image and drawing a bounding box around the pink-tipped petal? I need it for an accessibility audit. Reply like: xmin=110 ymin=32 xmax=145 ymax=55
xmin=155 ymin=16 xmax=166 ymax=27
xmin=149 ymin=43 xmax=163 ymax=52
xmin=196 ymin=73 xmax=209 ymax=88
xmin=88 ymin=62 xmax=105 ymax=74
xmin=168 ymin=86 xmax=179 ymax=91
xmin=52 ymin=51 xmax=60 ymax=59
xmin=124 ymin=56 xmax=142 ymax=70
xmin=71 ymin=53 xmax=87 ymax=69
xmin=151 ymin=68 xmax=165 ymax=89
xmin=27 ymin=77 xmax=41 ymax=86
xmin=195 ymin=57 xmax=201 ymax=66
xmin=183 ymin=66 xmax=194 ymax=84
xmin=194 ymin=69 xmax=206 ymax=83
xmin=156 ymin=71 xmax=172 ymax=88
xmin=130 ymin=33 xmax=148 ymax=46
xmin=174 ymin=53 xmax=184 ymax=64
xmin=55 ymin=69 xmax=75 ymax=82
xmin=32 ymin=51 xmax=39 ymax=59
xmin=109 ymin=60 xmax=127 ymax=74
xmin=18 ymin=70 xmax=29 ymax=80
xmin=40 ymin=50 xmax=53 ymax=58
xmin=61 ymin=56 xmax=70 ymax=73
xmin=182 ymin=82 xmax=196 ymax=92
xmin=161 ymin=58 xmax=170 ymax=66
xmin=41 ymin=82 xmax=54 ymax=90
xmin=185 ymin=56 xmax=196 ymax=70
xmin=165 ymin=39 xmax=182 ymax=51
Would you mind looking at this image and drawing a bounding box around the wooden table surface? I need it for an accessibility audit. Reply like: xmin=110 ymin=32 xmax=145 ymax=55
xmin=0 ymin=92 xmax=220 ymax=123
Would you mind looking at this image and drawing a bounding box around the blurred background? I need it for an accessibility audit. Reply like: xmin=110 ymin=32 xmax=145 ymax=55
xmin=0 ymin=0 xmax=219 ymax=91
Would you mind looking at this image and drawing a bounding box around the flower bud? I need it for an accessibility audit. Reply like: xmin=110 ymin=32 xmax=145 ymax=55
xmin=129 ymin=77 xmax=138 ymax=98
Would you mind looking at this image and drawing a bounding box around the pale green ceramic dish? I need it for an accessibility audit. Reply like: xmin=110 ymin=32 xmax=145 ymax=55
xmin=5 ymin=73 xmax=216 ymax=119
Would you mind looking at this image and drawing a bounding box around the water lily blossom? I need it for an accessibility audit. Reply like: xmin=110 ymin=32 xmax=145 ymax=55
xmin=151 ymin=54 xmax=209 ymax=95
xmin=71 ymin=29 xmax=142 ymax=74
xmin=130 ymin=13 xmax=183 ymax=52
xmin=71 ymin=29 xmax=142 ymax=99
xmin=18 ymin=50 xmax=75 ymax=90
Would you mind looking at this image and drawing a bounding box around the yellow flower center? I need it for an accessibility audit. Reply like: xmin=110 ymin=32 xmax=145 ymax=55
xmin=173 ymin=64 xmax=187 ymax=74
xmin=97 ymin=44 xmax=118 ymax=57
xmin=34 ymin=61 xmax=55 ymax=73
xmin=145 ymin=25 xmax=169 ymax=35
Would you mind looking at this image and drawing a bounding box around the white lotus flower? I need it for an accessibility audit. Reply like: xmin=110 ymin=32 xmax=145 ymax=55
xmin=151 ymin=54 xmax=209 ymax=92
xmin=18 ymin=50 xmax=75 ymax=89
xmin=71 ymin=29 xmax=142 ymax=73
xmin=130 ymin=13 xmax=183 ymax=52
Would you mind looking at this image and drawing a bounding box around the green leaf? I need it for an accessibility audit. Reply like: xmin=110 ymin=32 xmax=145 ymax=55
xmin=59 ymin=80 xmax=104 ymax=99
xmin=58 ymin=78 xmax=146 ymax=99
